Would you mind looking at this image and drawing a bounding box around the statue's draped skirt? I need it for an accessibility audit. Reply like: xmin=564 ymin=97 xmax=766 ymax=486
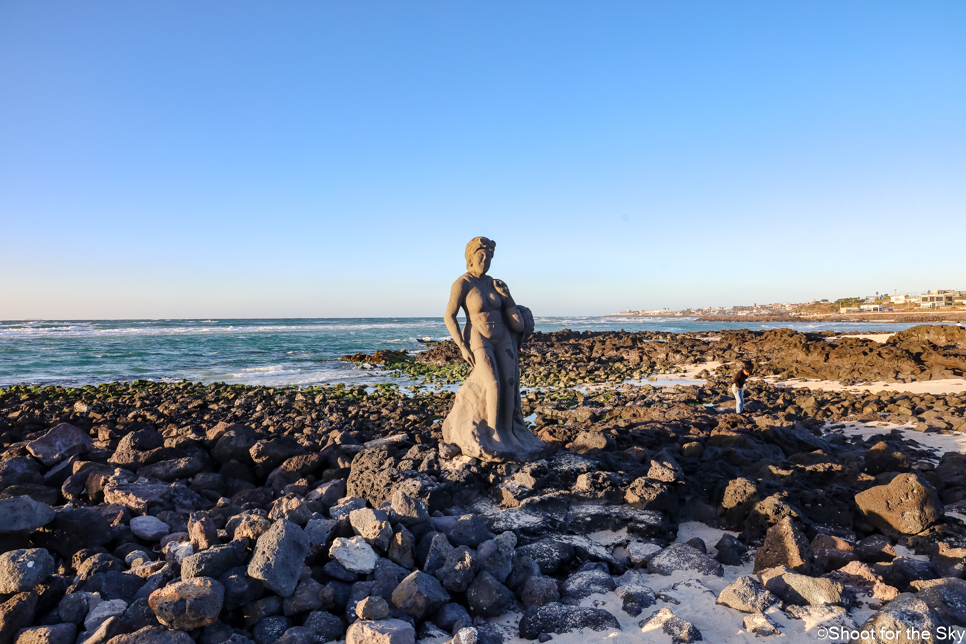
xmin=442 ymin=305 xmax=545 ymax=462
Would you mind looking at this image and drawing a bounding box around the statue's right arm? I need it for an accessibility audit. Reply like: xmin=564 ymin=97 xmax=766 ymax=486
xmin=444 ymin=279 xmax=475 ymax=366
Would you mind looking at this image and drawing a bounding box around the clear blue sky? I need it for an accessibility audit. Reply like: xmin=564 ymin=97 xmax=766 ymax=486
xmin=1 ymin=1 xmax=963 ymax=319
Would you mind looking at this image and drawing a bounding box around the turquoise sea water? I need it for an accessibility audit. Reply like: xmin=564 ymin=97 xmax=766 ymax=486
xmin=0 ymin=317 xmax=947 ymax=388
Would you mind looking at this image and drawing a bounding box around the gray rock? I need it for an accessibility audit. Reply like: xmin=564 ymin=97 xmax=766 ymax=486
xmin=302 ymin=611 xmax=343 ymax=642
xmin=0 ymin=497 xmax=54 ymax=534
xmin=854 ymin=473 xmax=943 ymax=536
xmin=648 ymin=543 xmax=723 ymax=577
xmin=760 ymin=568 xmax=849 ymax=606
xmin=26 ymin=423 xmax=93 ymax=466
xmin=57 ymin=593 xmax=101 ymax=626
xmin=282 ymin=579 xmax=333 ymax=616
xmin=33 ymin=508 xmax=113 ymax=557
xmin=436 ymin=547 xmax=478 ymax=594
xmin=448 ymin=515 xmax=493 ymax=548
xmin=521 ymin=576 xmax=559 ymax=607
xmin=518 ymin=602 xmax=620 ymax=639
xmin=330 ymin=537 xmax=378 ymax=575
xmin=218 ymin=566 xmax=264 ymax=611
xmin=561 ymin=570 xmax=616 ymax=600
xmin=433 ymin=603 xmax=472 ymax=633
xmin=182 ymin=542 xmax=247 ymax=580
xmin=475 ymin=539 xmax=513 ymax=584
xmin=753 ymin=517 xmax=814 ymax=574
xmin=743 ymin=612 xmax=781 ymax=636
xmin=390 ymin=491 xmax=430 ymax=527
xmin=421 ymin=533 xmax=455 ymax=577
xmin=388 ymin=530 xmax=415 ymax=570
xmin=86 ymin=572 xmax=146 ymax=601
xmin=346 ymin=619 xmax=415 ymax=644
xmin=466 ymin=571 xmax=513 ymax=618
xmin=356 ymin=596 xmax=390 ymax=621
xmin=716 ymin=576 xmax=780 ymax=613
xmin=130 ymin=517 xmax=170 ymax=541
xmin=253 ymin=616 xmax=291 ymax=644
xmin=856 ymin=593 xmax=948 ymax=643
xmin=391 ymin=571 xmax=450 ymax=621
xmin=303 ymin=518 xmax=338 ymax=547
xmin=916 ymin=578 xmax=966 ymax=626
xmin=0 ymin=592 xmax=38 ymax=644
xmin=372 ymin=558 xmax=410 ymax=601
xmin=148 ymin=577 xmax=225 ymax=630
xmin=272 ymin=627 xmax=316 ymax=644
xmin=349 ymin=508 xmax=393 ymax=551
xmin=85 ymin=600 xmax=128 ymax=633
xmin=617 ymin=587 xmax=655 ymax=618
xmin=329 ymin=497 xmax=367 ymax=522
xmin=0 ymin=549 xmax=53 ymax=594
xmin=14 ymin=624 xmax=76 ymax=644
xmin=248 ymin=520 xmax=310 ymax=598
xmin=306 ymin=479 xmax=346 ymax=507
xmin=515 ymin=540 xmax=574 ymax=575
xmin=639 ymin=607 xmax=702 ymax=644
xmin=104 ymin=626 xmax=194 ymax=644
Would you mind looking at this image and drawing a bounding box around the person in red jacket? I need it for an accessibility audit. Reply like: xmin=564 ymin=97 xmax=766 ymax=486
xmin=732 ymin=361 xmax=753 ymax=413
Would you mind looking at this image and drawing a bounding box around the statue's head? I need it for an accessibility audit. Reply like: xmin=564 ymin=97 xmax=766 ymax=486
xmin=465 ymin=236 xmax=495 ymax=275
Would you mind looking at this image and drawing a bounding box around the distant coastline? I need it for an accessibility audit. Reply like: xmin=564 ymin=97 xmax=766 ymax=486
xmin=609 ymin=311 xmax=966 ymax=324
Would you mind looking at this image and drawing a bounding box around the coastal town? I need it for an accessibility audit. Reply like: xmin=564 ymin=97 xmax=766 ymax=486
xmin=613 ymin=288 xmax=966 ymax=319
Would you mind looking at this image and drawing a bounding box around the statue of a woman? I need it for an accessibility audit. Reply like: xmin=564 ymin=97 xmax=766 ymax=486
xmin=442 ymin=236 xmax=545 ymax=462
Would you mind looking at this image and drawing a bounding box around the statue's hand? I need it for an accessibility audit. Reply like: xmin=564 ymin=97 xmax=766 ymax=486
xmin=460 ymin=346 xmax=476 ymax=368
xmin=493 ymin=279 xmax=511 ymax=298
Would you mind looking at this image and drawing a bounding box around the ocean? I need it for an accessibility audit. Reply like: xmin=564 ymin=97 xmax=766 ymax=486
xmin=0 ymin=317 xmax=944 ymax=388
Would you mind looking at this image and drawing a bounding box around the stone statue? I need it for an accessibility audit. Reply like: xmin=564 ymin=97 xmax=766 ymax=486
xmin=442 ymin=236 xmax=545 ymax=462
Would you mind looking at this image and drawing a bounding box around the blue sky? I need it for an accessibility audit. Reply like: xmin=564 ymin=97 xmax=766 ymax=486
xmin=1 ymin=1 xmax=964 ymax=318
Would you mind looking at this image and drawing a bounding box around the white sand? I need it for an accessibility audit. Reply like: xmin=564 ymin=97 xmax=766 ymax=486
xmin=825 ymin=333 xmax=895 ymax=343
xmin=762 ymin=376 xmax=966 ymax=396
xmin=828 ymin=420 xmax=966 ymax=458
xmin=484 ymin=521 xmax=892 ymax=644
xmin=632 ymin=362 xmax=722 ymax=388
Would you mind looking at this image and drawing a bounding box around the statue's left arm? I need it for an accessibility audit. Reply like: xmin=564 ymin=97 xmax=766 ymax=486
xmin=493 ymin=279 xmax=525 ymax=334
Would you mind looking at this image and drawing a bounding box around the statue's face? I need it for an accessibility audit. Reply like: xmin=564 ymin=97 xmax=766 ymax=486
xmin=470 ymin=248 xmax=492 ymax=275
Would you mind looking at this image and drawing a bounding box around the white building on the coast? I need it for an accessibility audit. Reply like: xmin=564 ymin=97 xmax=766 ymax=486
xmin=920 ymin=290 xmax=958 ymax=308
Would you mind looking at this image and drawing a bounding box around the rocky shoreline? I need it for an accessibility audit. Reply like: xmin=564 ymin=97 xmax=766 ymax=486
xmin=0 ymin=325 xmax=964 ymax=644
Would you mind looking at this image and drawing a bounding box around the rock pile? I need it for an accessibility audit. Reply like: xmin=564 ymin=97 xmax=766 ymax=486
xmin=0 ymin=323 xmax=963 ymax=642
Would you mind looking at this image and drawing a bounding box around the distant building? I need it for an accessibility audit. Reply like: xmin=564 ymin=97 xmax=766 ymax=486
xmin=920 ymin=290 xmax=957 ymax=308
xmin=860 ymin=304 xmax=882 ymax=312
xmin=890 ymin=295 xmax=909 ymax=304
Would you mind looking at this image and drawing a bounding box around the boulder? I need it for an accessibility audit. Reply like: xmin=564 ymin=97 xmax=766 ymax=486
xmin=247 ymin=520 xmax=310 ymax=597
xmin=518 ymin=603 xmax=620 ymax=640
xmin=520 ymin=576 xmax=559 ymax=607
xmin=391 ymin=571 xmax=449 ymax=621
xmin=26 ymin=423 xmax=92 ymax=466
xmin=0 ymin=497 xmax=54 ymax=534
xmin=716 ymin=576 xmax=780 ymax=613
xmin=0 ymin=592 xmax=39 ymax=644
xmin=561 ymin=570 xmax=616 ymax=600
xmin=130 ymin=516 xmax=170 ymax=541
xmin=648 ymin=543 xmax=723 ymax=577
xmin=13 ymin=625 xmax=76 ymax=644
xmin=148 ymin=577 xmax=225 ymax=630
xmin=0 ymin=549 xmax=54 ymax=594
xmin=330 ymin=537 xmax=378 ymax=575
xmin=853 ymin=593 xmax=948 ymax=643
xmin=753 ymin=517 xmax=814 ymax=574
xmin=639 ymin=607 xmax=702 ymax=644
xmin=104 ymin=626 xmax=194 ymax=644
xmin=854 ymin=473 xmax=943 ymax=536
xmin=465 ymin=571 xmax=513 ymax=617
xmin=761 ymin=567 xmax=849 ymax=607
xmin=345 ymin=619 xmax=415 ymax=644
